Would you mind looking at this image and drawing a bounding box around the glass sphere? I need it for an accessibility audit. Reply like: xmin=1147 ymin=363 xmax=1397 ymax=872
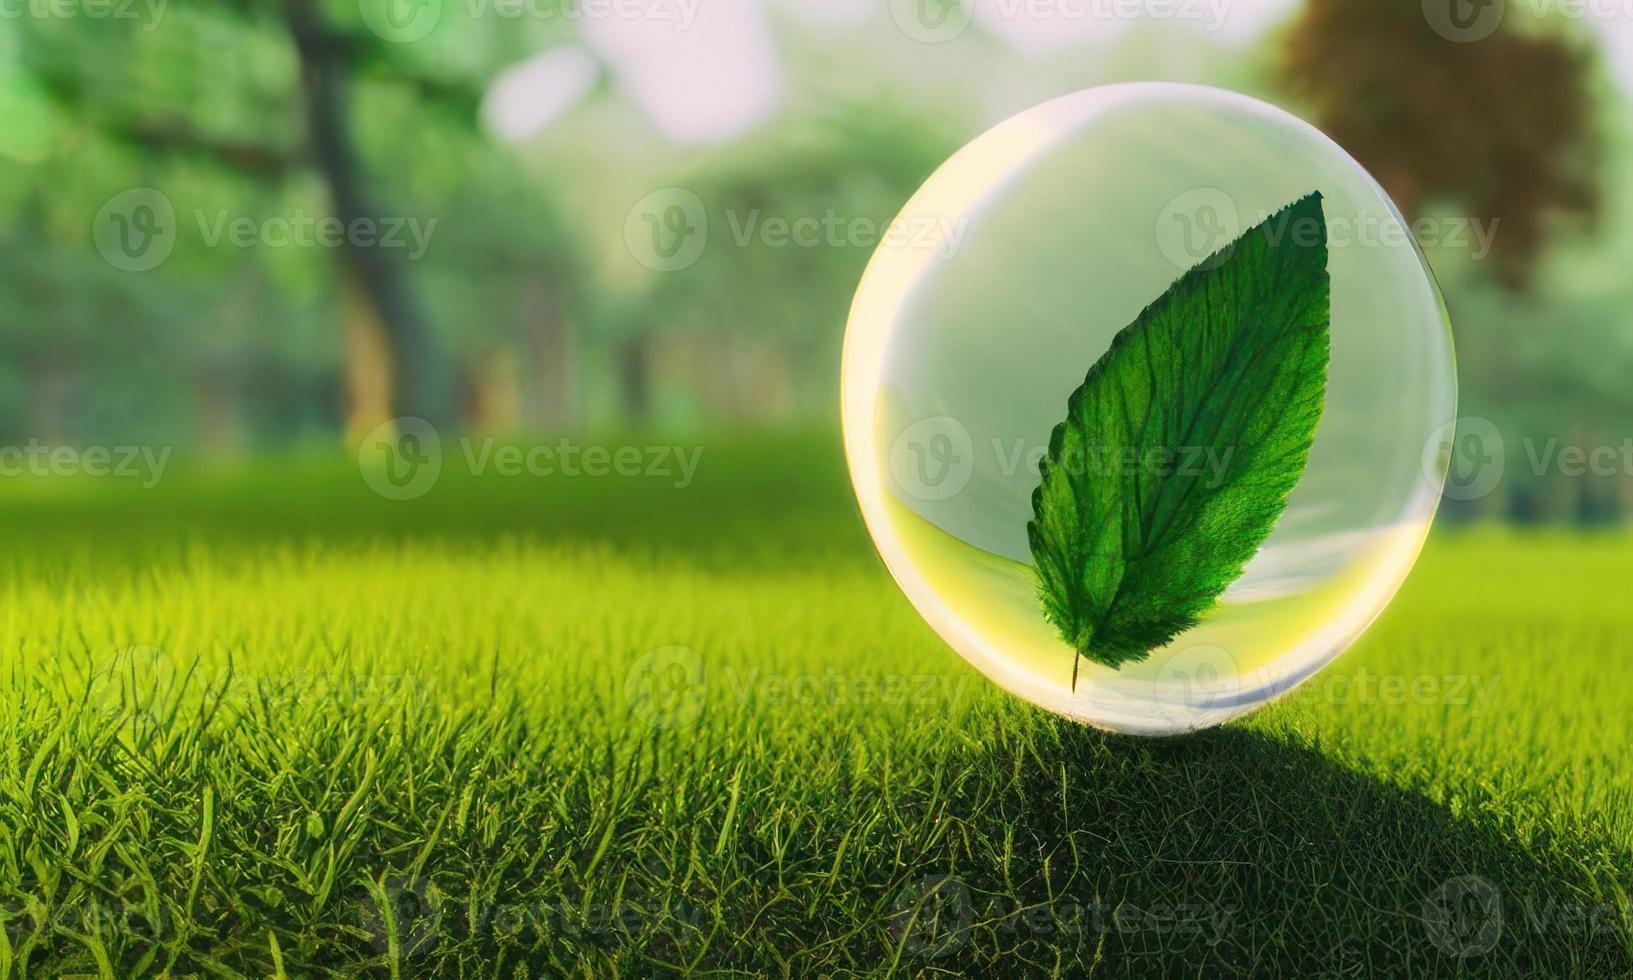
xmin=842 ymin=83 xmax=1456 ymax=735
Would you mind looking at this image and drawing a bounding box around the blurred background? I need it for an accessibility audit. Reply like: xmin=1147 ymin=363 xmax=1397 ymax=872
xmin=1 ymin=0 xmax=1629 ymax=522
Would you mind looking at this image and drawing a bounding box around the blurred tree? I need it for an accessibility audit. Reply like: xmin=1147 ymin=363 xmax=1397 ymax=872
xmin=6 ymin=0 xmax=578 ymax=437
xmin=1280 ymin=0 xmax=1600 ymax=290
xmin=415 ymin=166 xmax=586 ymax=432
xmin=618 ymin=101 xmax=957 ymax=422
xmin=1278 ymin=0 xmax=1633 ymax=526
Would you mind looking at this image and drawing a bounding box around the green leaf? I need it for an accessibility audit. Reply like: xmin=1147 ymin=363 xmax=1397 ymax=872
xmin=1027 ymin=192 xmax=1331 ymax=684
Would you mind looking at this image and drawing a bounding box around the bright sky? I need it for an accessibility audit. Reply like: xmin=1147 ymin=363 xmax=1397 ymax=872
xmin=1591 ymin=19 xmax=1633 ymax=93
xmin=481 ymin=45 xmax=600 ymax=143
xmin=964 ymin=0 xmax=1300 ymax=53
xmin=482 ymin=0 xmax=1633 ymax=145
xmin=578 ymin=0 xmax=781 ymax=145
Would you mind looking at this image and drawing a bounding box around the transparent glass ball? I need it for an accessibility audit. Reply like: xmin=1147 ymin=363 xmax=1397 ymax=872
xmin=842 ymin=83 xmax=1457 ymax=735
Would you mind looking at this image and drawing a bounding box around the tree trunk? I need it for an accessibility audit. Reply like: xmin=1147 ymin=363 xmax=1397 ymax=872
xmin=523 ymin=278 xmax=575 ymax=431
xmin=195 ymin=377 xmax=237 ymax=454
xmin=462 ymin=348 xmax=522 ymax=434
xmin=341 ymin=268 xmax=395 ymax=443
xmin=26 ymin=356 xmax=71 ymax=445
xmin=1505 ymin=482 xmax=1543 ymax=525
xmin=617 ymin=334 xmax=652 ymax=424
xmin=284 ymin=0 xmax=446 ymax=425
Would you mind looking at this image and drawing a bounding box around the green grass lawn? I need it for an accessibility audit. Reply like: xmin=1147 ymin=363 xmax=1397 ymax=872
xmin=1 ymin=433 xmax=1629 ymax=977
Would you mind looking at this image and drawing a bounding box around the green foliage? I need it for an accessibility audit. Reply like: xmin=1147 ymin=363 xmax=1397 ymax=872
xmin=1282 ymin=0 xmax=1600 ymax=290
xmin=0 ymin=0 xmax=586 ymax=439
xmin=1 ymin=2 xmax=1630 ymax=458
xmin=1029 ymin=194 xmax=1330 ymax=675
xmin=625 ymin=102 xmax=961 ymax=408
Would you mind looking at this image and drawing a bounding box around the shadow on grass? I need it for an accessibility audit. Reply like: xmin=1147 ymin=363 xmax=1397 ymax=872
xmin=889 ymin=720 xmax=1632 ymax=978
